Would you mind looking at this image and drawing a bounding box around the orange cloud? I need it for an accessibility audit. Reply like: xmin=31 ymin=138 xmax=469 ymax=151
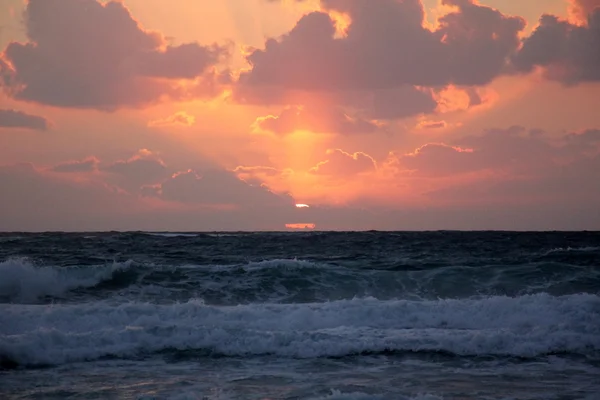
xmin=254 ymin=105 xmax=381 ymax=135
xmin=148 ymin=111 xmax=196 ymax=127
xmin=569 ymin=0 xmax=600 ymax=24
xmin=310 ymin=149 xmax=377 ymax=177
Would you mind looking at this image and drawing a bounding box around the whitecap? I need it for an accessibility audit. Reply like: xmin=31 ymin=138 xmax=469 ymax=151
xmin=1 ymin=293 xmax=598 ymax=366
xmin=0 ymin=258 xmax=134 ymax=303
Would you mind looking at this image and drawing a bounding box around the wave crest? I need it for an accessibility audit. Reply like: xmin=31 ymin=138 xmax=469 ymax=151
xmin=0 ymin=258 xmax=134 ymax=303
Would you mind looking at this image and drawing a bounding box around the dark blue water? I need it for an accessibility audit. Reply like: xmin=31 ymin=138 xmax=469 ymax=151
xmin=1 ymin=231 xmax=599 ymax=399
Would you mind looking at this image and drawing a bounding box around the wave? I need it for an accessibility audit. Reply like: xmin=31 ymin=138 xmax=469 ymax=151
xmin=2 ymin=257 xmax=599 ymax=305
xmin=0 ymin=258 xmax=134 ymax=303
xmin=1 ymin=293 xmax=598 ymax=367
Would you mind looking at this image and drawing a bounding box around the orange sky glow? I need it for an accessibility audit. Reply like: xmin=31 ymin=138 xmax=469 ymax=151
xmin=0 ymin=0 xmax=599 ymax=231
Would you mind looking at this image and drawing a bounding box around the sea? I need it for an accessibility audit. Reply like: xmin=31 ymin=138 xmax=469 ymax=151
xmin=0 ymin=231 xmax=599 ymax=400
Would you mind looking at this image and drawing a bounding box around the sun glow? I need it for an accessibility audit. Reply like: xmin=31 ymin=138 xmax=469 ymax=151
xmin=286 ymin=223 xmax=316 ymax=230
xmin=295 ymin=203 xmax=310 ymax=208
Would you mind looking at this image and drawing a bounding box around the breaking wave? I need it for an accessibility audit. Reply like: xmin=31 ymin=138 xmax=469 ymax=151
xmin=0 ymin=258 xmax=134 ymax=303
xmin=1 ymin=293 xmax=598 ymax=367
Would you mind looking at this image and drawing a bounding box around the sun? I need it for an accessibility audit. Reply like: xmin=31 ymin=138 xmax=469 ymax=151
xmin=295 ymin=203 xmax=310 ymax=208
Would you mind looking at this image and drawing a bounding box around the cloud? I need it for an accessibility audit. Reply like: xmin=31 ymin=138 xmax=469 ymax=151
xmin=426 ymin=153 xmax=600 ymax=212
xmin=417 ymin=120 xmax=448 ymax=129
xmin=52 ymin=157 xmax=99 ymax=173
xmin=0 ymin=0 xmax=228 ymax=110
xmin=254 ymin=105 xmax=381 ymax=135
xmin=232 ymin=165 xmax=295 ymax=193
xmin=148 ymin=111 xmax=196 ymax=127
xmin=102 ymin=149 xmax=170 ymax=190
xmin=364 ymin=86 xmax=438 ymax=120
xmin=397 ymin=143 xmax=477 ymax=176
xmin=236 ymin=0 xmax=524 ymax=93
xmin=311 ymin=149 xmax=376 ymax=177
xmin=569 ymin=0 xmax=600 ymax=23
xmin=378 ymin=126 xmax=600 ymax=216
xmin=0 ymin=162 xmax=302 ymax=231
xmin=145 ymin=169 xmax=296 ymax=209
xmin=393 ymin=126 xmax=563 ymax=178
xmin=512 ymin=9 xmax=600 ymax=84
xmin=233 ymin=0 xmax=525 ymax=128
xmin=0 ymin=109 xmax=50 ymax=131
xmin=0 ymin=163 xmax=140 ymax=231
xmin=564 ymin=128 xmax=600 ymax=152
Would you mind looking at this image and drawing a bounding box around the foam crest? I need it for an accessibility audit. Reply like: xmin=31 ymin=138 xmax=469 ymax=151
xmin=0 ymin=258 xmax=134 ymax=303
xmin=1 ymin=293 xmax=598 ymax=367
xmin=543 ymin=246 xmax=600 ymax=255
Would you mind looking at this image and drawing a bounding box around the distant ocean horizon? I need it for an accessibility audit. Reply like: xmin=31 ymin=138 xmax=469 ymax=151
xmin=1 ymin=231 xmax=599 ymax=399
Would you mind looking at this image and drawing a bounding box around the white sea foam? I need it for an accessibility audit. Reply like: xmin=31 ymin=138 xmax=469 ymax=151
xmin=1 ymin=293 xmax=598 ymax=366
xmin=543 ymin=246 xmax=600 ymax=255
xmin=0 ymin=258 xmax=133 ymax=303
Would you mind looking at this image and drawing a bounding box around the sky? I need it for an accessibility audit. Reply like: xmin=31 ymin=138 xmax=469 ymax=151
xmin=0 ymin=0 xmax=599 ymax=231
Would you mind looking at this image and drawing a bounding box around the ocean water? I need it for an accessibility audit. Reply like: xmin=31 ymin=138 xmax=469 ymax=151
xmin=0 ymin=231 xmax=599 ymax=400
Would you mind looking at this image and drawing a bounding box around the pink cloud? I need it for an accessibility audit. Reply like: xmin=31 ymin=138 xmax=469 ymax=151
xmin=0 ymin=0 xmax=228 ymax=110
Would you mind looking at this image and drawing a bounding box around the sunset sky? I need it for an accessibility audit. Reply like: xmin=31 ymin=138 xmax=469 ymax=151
xmin=1 ymin=0 xmax=599 ymax=231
